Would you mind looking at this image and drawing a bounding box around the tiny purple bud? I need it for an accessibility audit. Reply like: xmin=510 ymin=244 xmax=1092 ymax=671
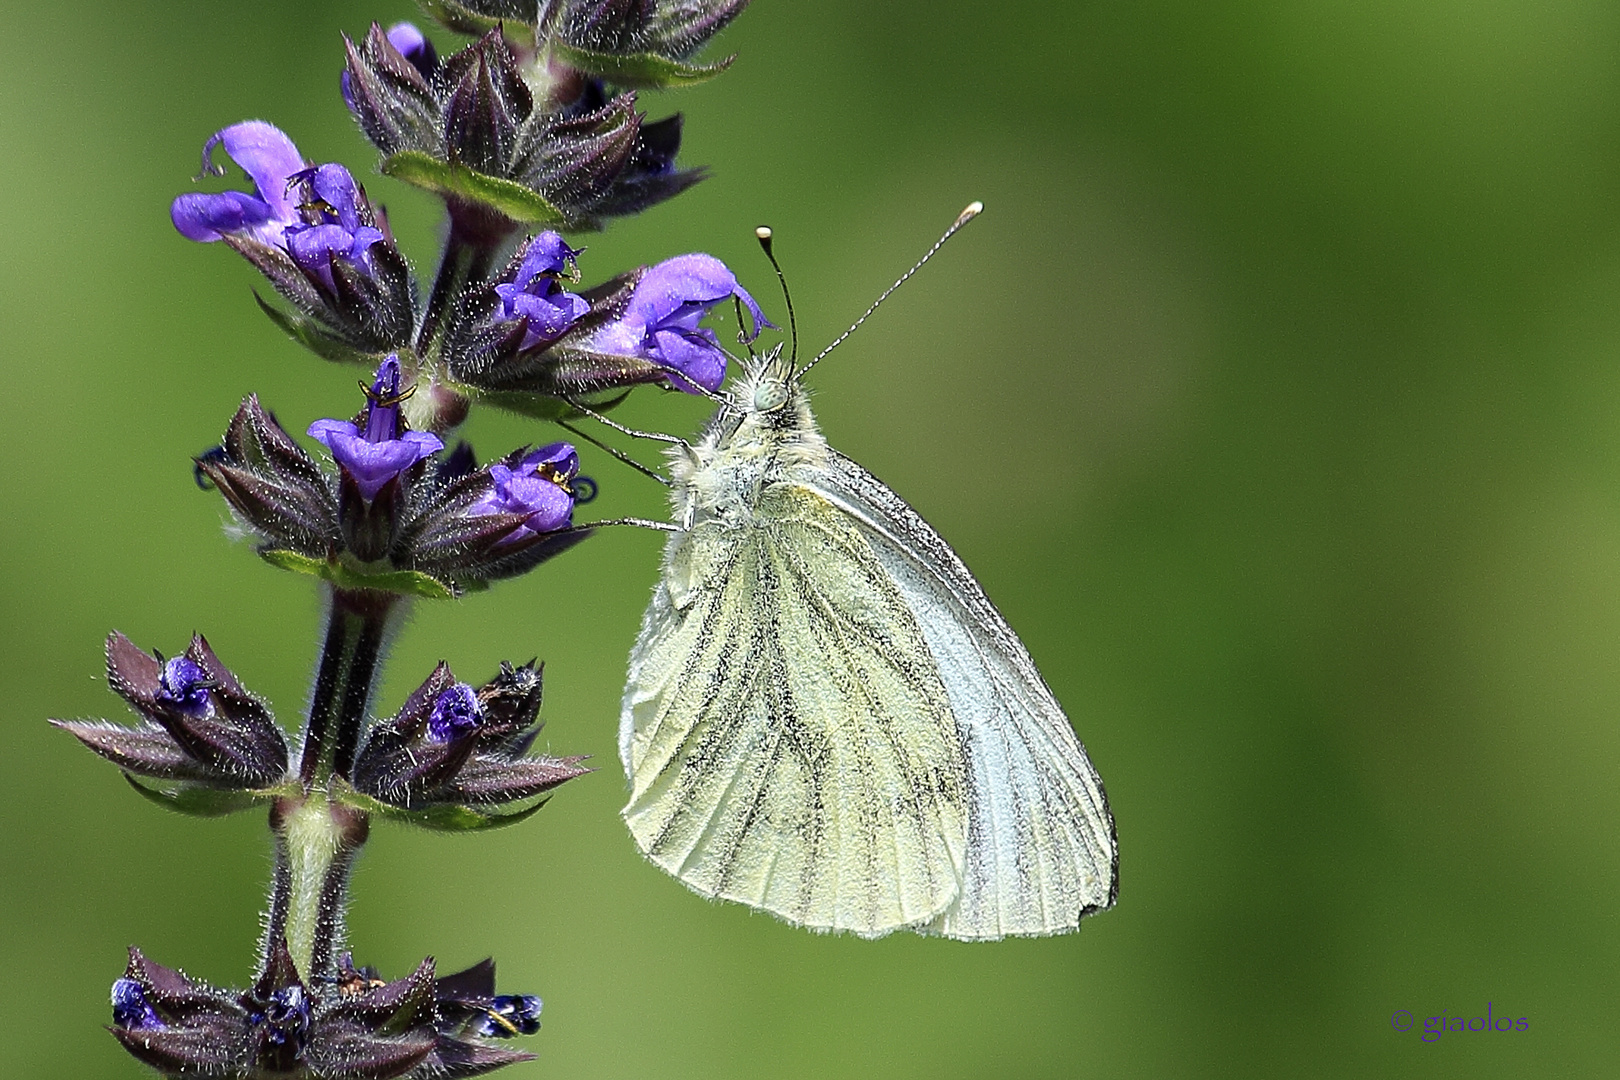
xmin=385 ymin=22 xmax=437 ymax=77
xmin=308 ymin=357 xmax=444 ymax=501
xmin=586 ymin=253 xmax=773 ymax=393
xmin=111 ymin=978 xmax=164 ymax=1031
xmin=469 ymin=443 xmax=580 ymax=540
xmin=258 ymin=985 xmax=311 ymax=1051
xmin=492 ymin=233 xmax=591 ymax=350
xmin=156 ymin=655 xmax=211 ymax=717
xmin=428 ymin=684 xmax=482 ymax=743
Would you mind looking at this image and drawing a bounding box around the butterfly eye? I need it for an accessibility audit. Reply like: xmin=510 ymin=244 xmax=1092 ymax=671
xmin=752 ymin=380 xmax=789 ymax=412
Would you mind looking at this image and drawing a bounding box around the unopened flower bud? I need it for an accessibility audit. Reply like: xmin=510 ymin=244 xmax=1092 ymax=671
xmin=351 ymin=661 xmax=587 ymax=820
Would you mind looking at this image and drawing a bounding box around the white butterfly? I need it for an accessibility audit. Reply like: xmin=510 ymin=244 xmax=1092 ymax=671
xmin=613 ymin=211 xmax=1117 ymax=940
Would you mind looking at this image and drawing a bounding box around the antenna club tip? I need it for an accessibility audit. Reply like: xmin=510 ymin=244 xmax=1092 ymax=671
xmin=755 ymin=226 xmax=773 ymax=240
xmin=959 ymin=201 xmax=985 ymax=223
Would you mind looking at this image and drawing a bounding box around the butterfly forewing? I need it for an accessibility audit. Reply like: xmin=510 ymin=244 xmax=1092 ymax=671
xmin=621 ymin=484 xmax=969 ymax=937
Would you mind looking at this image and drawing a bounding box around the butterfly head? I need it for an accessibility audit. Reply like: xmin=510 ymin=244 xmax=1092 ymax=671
xmin=732 ymin=343 xmax=799 ymax=418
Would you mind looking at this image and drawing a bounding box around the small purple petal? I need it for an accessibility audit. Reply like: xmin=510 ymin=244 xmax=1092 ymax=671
xmin=650 ymin=328 xmax=726 ymax=393
xmin=493 ymin=232 xmax=589 ymax=350
xmin=169 ymin=191 xmax=277 ymax=243
xmin=320 ymin=430 xmax=442 ymax=501
xmin=428 ymin=684 xmax=482 ymax=743
xmin=308 ymin=392 xmax=443 ymax=502
xmin=499 ymin=289 xmax=591 ymax=347
xmin=516 ymin=232 xmax=582 ymax=281
xmin=365 ymin=356 xmax=405 ymax=442
xmin=174 ymin=122 xmax=305 ymax=246
xmin=520 ymin=442 xmax=579 ymax=475
xmin=284 ymin=223 xmax=361 ymax=292
xmin=306 ymin=418 xmax=359 ymax=443
xmin=583 ymin=253 xmax=775 ymax=394
xmin=386 ymin=22 xmax=428 ymax=62
xmin=281 ymin=164 xmax=384 ymax=286
xmin=386 ymin=21 xmax=438 ymax=80
xmin=206 ymin=122 xmax=304 ymax=225
xmin=628 ymin=253 xmax=775 ymax=344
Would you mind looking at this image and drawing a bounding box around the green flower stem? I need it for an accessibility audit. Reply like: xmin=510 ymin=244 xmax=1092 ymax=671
xmin=271 ymin=585 xmax=394 ymax=981
xmin=270 ymin=793 xmax=370 ymax=982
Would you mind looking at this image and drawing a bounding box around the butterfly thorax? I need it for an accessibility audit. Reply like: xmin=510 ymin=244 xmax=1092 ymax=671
xmin=667 ymin=351 xmax=829 ymax=530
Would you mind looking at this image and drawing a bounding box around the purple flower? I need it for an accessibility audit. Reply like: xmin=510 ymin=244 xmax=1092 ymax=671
xmin=469 ymin=443 xmax=580 ymax=540
xmin=155 ymin=655 xmax=211 ymax=717
xmin=170 ymin=121 xmax=305 ymax=245
xmin=428 ymin=684 xmax=481 ymax=743
xmin=172 ymin=124 xmax=387 ymax=297
xmin=586 ymin=253 xmax=773 ymax=393
xmin=308 ymin=356 xmax=443 ymax=501
xmin=491 ymin=233 xmax=591 ymax=351
xmin=280 ymin=164 xmax=386 ymax=293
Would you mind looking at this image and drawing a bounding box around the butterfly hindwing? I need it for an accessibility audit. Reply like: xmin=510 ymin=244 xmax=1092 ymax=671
xmin=805 ymin=452 xmax=1118 ymax=939
xmin=621 ymin=483 xmax=968 ymax=937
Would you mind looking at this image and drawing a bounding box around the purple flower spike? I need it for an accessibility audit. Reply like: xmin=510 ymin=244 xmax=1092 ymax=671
xmin=282 ymin=164 xmax=386 ymax=292
xmin=170 ymin=121 xmax=305 ymax=244
xmin=308 ymin=356 xmax=443 ymax=501
xmin=588 ymin=253 xmax=774 ymax=393
xmin=428 ymin=684 xmax=482 ymax=743
xmin=492 ymin=233 xmax=591 ymax=351
xmin=156 ymin=655 xmax=211 ymax=717
xmin=470 ymin=443 xmax=580 ymax=541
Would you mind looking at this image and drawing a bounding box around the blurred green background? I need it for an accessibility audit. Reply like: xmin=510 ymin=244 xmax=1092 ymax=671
xmin=2 ymin=1 xmax=1616 ymax=1076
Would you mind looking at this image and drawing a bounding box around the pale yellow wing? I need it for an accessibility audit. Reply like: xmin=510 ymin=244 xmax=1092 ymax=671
xmin=807 ymin=452 xmax=1118 ymax=939
xmin=620 ymin=484 xmax=968 ymax=937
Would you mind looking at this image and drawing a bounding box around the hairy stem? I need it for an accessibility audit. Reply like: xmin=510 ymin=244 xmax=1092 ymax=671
xmin=415 ymin=199 xmax=512 ymax=359
xmin=297 ymin=588 xmax=396 ymax=787
xmin=270 ymin=793 xmax=369 ymax=983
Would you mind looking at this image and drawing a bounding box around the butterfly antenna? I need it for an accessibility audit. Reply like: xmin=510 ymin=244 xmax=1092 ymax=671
xmin=755 ymin=226 xmax=798 ymax=369
xmin=555 ymin=417 xmax=671 ymax=487
xmin=800 ymin=201 xmax=983 ymax=376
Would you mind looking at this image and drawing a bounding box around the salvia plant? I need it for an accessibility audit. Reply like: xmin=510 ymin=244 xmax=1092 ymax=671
xmin=51 ymin=2 xmax=766 ymax=1076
